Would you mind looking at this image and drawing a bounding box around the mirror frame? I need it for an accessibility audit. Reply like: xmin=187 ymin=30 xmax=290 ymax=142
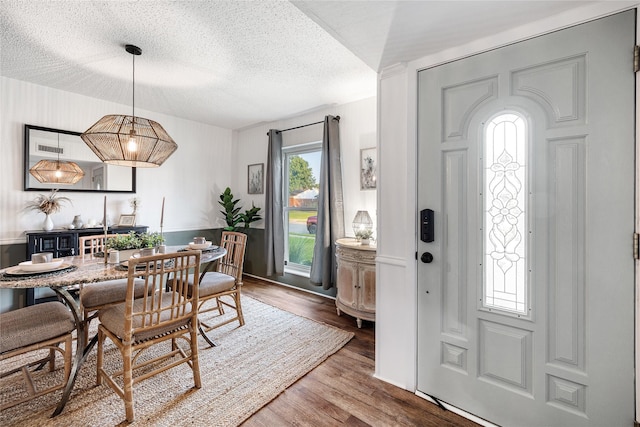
xmin=24 ymin=124 xmax=137 ymax=193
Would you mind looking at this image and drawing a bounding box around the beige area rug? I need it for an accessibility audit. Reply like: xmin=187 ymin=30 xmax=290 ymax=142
xmin=0 ymin=296 xmax=354 ymax=426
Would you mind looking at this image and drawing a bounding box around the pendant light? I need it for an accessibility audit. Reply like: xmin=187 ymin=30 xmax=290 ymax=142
xmin=29 ymin=133 xmax=85 ymax=184
xmin=80 ymin=44 xmax=177 ymax=168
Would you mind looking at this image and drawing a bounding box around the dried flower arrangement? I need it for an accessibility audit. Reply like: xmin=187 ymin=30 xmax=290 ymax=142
xmin=24 ymin=189 xmax=71 ymax=215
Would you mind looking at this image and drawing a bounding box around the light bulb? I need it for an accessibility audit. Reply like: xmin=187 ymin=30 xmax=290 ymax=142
xmin=55 ymin=169 xmax=62 ymax=178
xmin=128 ymin=129 xmax=137 ymax=152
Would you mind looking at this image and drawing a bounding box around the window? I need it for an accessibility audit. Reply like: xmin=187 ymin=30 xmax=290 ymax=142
xmin=283 ymin=142 xmax=321 ymax=275
xmin=483 ymin=113 xmax=528 ymax=315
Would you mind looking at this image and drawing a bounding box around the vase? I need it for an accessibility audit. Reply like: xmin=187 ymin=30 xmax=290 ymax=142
xmin=43 ymin=214 xmax=54 ymax=231
xmin=72 ymin=215 xmax=83 ymax=229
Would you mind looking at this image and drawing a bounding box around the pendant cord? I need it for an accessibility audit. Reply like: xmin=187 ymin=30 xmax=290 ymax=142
xmin=132 ymin=52 xmax=135 ymax=124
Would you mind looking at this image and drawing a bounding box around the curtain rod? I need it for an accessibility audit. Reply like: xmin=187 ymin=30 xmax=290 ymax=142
xmin=266 ymin=115 xmax=340 ymax=135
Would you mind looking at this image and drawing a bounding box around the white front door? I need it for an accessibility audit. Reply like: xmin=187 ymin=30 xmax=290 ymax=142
xmin=417 ymin=11 xmax=635 ymax=427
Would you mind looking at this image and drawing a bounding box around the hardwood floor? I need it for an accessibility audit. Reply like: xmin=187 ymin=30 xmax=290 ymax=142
xmin=240 ymin=276 xmax=480 ymax=427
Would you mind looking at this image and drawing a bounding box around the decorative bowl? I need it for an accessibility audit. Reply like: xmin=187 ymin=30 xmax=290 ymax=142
xmin=188 ymin=241 xmax=212 ymax=250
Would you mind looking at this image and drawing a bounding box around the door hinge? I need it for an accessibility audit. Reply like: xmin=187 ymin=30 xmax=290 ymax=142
xmin=634 ymin=233 xmax=639 ymax=259
xmin=634 ymin=45 xmax=639 ymax=73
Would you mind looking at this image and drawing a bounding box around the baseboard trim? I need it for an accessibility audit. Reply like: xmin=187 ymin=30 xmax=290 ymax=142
xmin=244 ymin=273 xmax=336 ymax=300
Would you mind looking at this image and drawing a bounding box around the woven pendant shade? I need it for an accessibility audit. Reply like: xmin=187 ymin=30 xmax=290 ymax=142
xmin=29 ymin=159 xmax=85 ymax=184
xmin=81 ymin=114 xmax=177 ymax=168
xmin=81 ymin=44 xmax=177 ymax=168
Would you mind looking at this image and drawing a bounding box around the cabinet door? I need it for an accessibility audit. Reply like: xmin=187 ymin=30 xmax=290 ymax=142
xmin=337 ymin=258 xmax=357 ymax=309
xmin=56 ymin=233 xmax=76 ymax=256
xmin=31 ymin=233 xmax=76 ymax=257
xmin=358 ymin=263 xmax=376 ymax=313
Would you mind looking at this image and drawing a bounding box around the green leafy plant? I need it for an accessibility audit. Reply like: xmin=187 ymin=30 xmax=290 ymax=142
xmin=288 ymin=235 xmax=313 ymax=266
xmin=218 ymin=187 xmax=243 ymax=231
xmin=106 ymin=232 xmax=164 ymax=251
xmin=218 ymin=187 xmax=263 ymax=231
xmin=24 ymin=189 xmax=71 ymax=215
xmin=355 ymin=229 xmax=374 ymax=240
xmin=240 ymin=203 xmax=262 ymax=229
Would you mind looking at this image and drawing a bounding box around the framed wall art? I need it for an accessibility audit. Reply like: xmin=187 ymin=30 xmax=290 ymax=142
xmin=117 ymin=214 xmax=136 ymax=227
xmin=248 ymin=163 xmax=264 ymax=194
xmin=360 ymin=147 xmax=377 ymax=190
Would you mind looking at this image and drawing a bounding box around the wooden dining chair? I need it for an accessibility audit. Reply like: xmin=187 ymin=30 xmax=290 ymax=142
xmin=96 ymin=250 xmax=202 ymax=423
xmin=78 ymin=234 xmax=118 ymax=260
xmin=0 ymin=302 xmax=76 ymax=412
xmin=188 ymin=231 xmax=247 ymax=347
xmin=78 ymin=233 xmax=148 ymax=345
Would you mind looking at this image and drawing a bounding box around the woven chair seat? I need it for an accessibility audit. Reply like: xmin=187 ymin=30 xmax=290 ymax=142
xmin=187 ymin=272 xmax=235 ymax=298
xmin=99 ymin=293 xmax=193 ymax=342
xmin=0 ymin=302 xmax=75 ymax=354
xmin=80 ymin=278 xmax=146 ymax=308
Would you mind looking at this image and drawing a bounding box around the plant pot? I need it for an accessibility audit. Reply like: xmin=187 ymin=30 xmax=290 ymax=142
xmin=117 ymin=249 xmax=139 ymax=260
xmin=360 ymin=238 xmax=370 ymax=245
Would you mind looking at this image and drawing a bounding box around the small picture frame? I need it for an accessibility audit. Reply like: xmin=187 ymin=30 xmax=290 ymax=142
xmin=117 ymin=214 xmax=136 ymax=227
xmin=360 ymin=147 xmax=377 ymax=190
xmin=248 ymin=163 xmax=264 ymax=194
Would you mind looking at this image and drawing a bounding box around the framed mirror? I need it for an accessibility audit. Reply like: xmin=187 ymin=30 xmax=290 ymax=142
xmin=24 ymin=124 xmax=136 ymax=193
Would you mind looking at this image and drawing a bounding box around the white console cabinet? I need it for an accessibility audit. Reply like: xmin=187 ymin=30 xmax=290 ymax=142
xmin=335 ymin=238 xmax=376 ymax=328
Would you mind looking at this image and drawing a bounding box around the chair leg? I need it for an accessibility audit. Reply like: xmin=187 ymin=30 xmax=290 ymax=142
xmin=63 ymin=335 xmax=72 ymax=381
xmin=83 ymin=317 xmax=90 ymax=348
xmin=234 ymin=291 xmax=245 ymax=327
xmin=190 ymin=323 xmax=202 ymax=389
xmin=48 ymin=348 xmax=56 ymax=372
xmin=122 ymin=345 xmax=134 ymax=422
xmin=96 ymin=328 xmax=104 ymax=386
xmin=216 ymin=297 xmax=225 ymax=315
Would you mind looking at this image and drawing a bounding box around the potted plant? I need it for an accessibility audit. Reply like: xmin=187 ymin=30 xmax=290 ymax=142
xmin=240 ymin=203 xmax=262 ymax=229
xmin=106 ymin=231 xmax=164 ymax=259
xmin=355 ymin=229 xmax=374 ymax=245
xmin=218 ymin=187 xmax=243 ymax=231
xmin=24 ymin=189 xmax=71 ymax=231
xmin=218 ymin=187 xmax=263 ymax=231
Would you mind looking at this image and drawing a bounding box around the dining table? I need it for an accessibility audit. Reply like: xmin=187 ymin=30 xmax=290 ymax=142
xmin=0 ymin=244 xmax=226 ymax=417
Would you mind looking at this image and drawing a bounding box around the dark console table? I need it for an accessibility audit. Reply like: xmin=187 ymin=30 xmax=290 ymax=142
xmin=25 ymin=225 xmax=148 ymax=305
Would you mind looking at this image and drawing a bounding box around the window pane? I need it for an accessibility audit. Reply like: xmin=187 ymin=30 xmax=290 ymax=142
xmin=483 ymin=113 xmax=528 ymax=315
xmin=287 ymin=152 xmax=320 ymax=208
xmin=287 ymin=209 xmax=317 ymax=267
xmin=284 ymin=145 xmax=321 ymax=272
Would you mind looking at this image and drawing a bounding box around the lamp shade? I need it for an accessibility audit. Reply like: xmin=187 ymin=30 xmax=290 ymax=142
xmin=29 ymin=159 xmax=85 ymax=184
xmin=352 ymin=210 xmax=373 ymax=235
xmin=80 ymin=115 xmax=177 ymax=168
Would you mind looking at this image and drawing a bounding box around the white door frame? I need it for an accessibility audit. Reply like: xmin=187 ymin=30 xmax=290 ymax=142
xmin=635 ymin=12 xmax=640 ymax=423
xmin=375 ymin=2 xmax=639 ymax=424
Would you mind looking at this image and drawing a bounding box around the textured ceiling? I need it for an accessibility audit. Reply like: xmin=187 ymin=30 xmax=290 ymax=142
xmin=293 ymin=1 xmax=600 ymax=71
xmin=1 ymin=1 xmax=601 ymax=130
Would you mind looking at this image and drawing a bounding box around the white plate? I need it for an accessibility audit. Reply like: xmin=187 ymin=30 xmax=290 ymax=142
xmin=18 ymin=258 xmax=64 ymax=272
xmin=188 ymin=241 xmax=212 ymax=250
xmin=6 ymin=263 xmax=71 ymax=276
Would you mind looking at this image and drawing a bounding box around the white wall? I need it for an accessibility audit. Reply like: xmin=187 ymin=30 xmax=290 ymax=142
xmin=0 ymin=77 xmax=233 ymax=247
xmin=375 ymin=0 xmax=639 ymax=393
xmin=233 ymin=97 xmax=377 ymax=236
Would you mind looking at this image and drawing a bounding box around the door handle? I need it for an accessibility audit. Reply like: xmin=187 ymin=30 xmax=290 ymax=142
xmin=421 ymin=252 xmax=433 ymax=263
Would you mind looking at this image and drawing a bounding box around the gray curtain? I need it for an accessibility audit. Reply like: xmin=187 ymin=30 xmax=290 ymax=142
xmin=265 ymin=129 xmax=284 ymax=276
xmin=310 ymin=115 xmax=344 ymax=289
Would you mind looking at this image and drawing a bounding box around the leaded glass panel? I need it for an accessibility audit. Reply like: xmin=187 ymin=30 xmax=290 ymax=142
xmin=483 ymin=113 xmax=527 ymax=315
